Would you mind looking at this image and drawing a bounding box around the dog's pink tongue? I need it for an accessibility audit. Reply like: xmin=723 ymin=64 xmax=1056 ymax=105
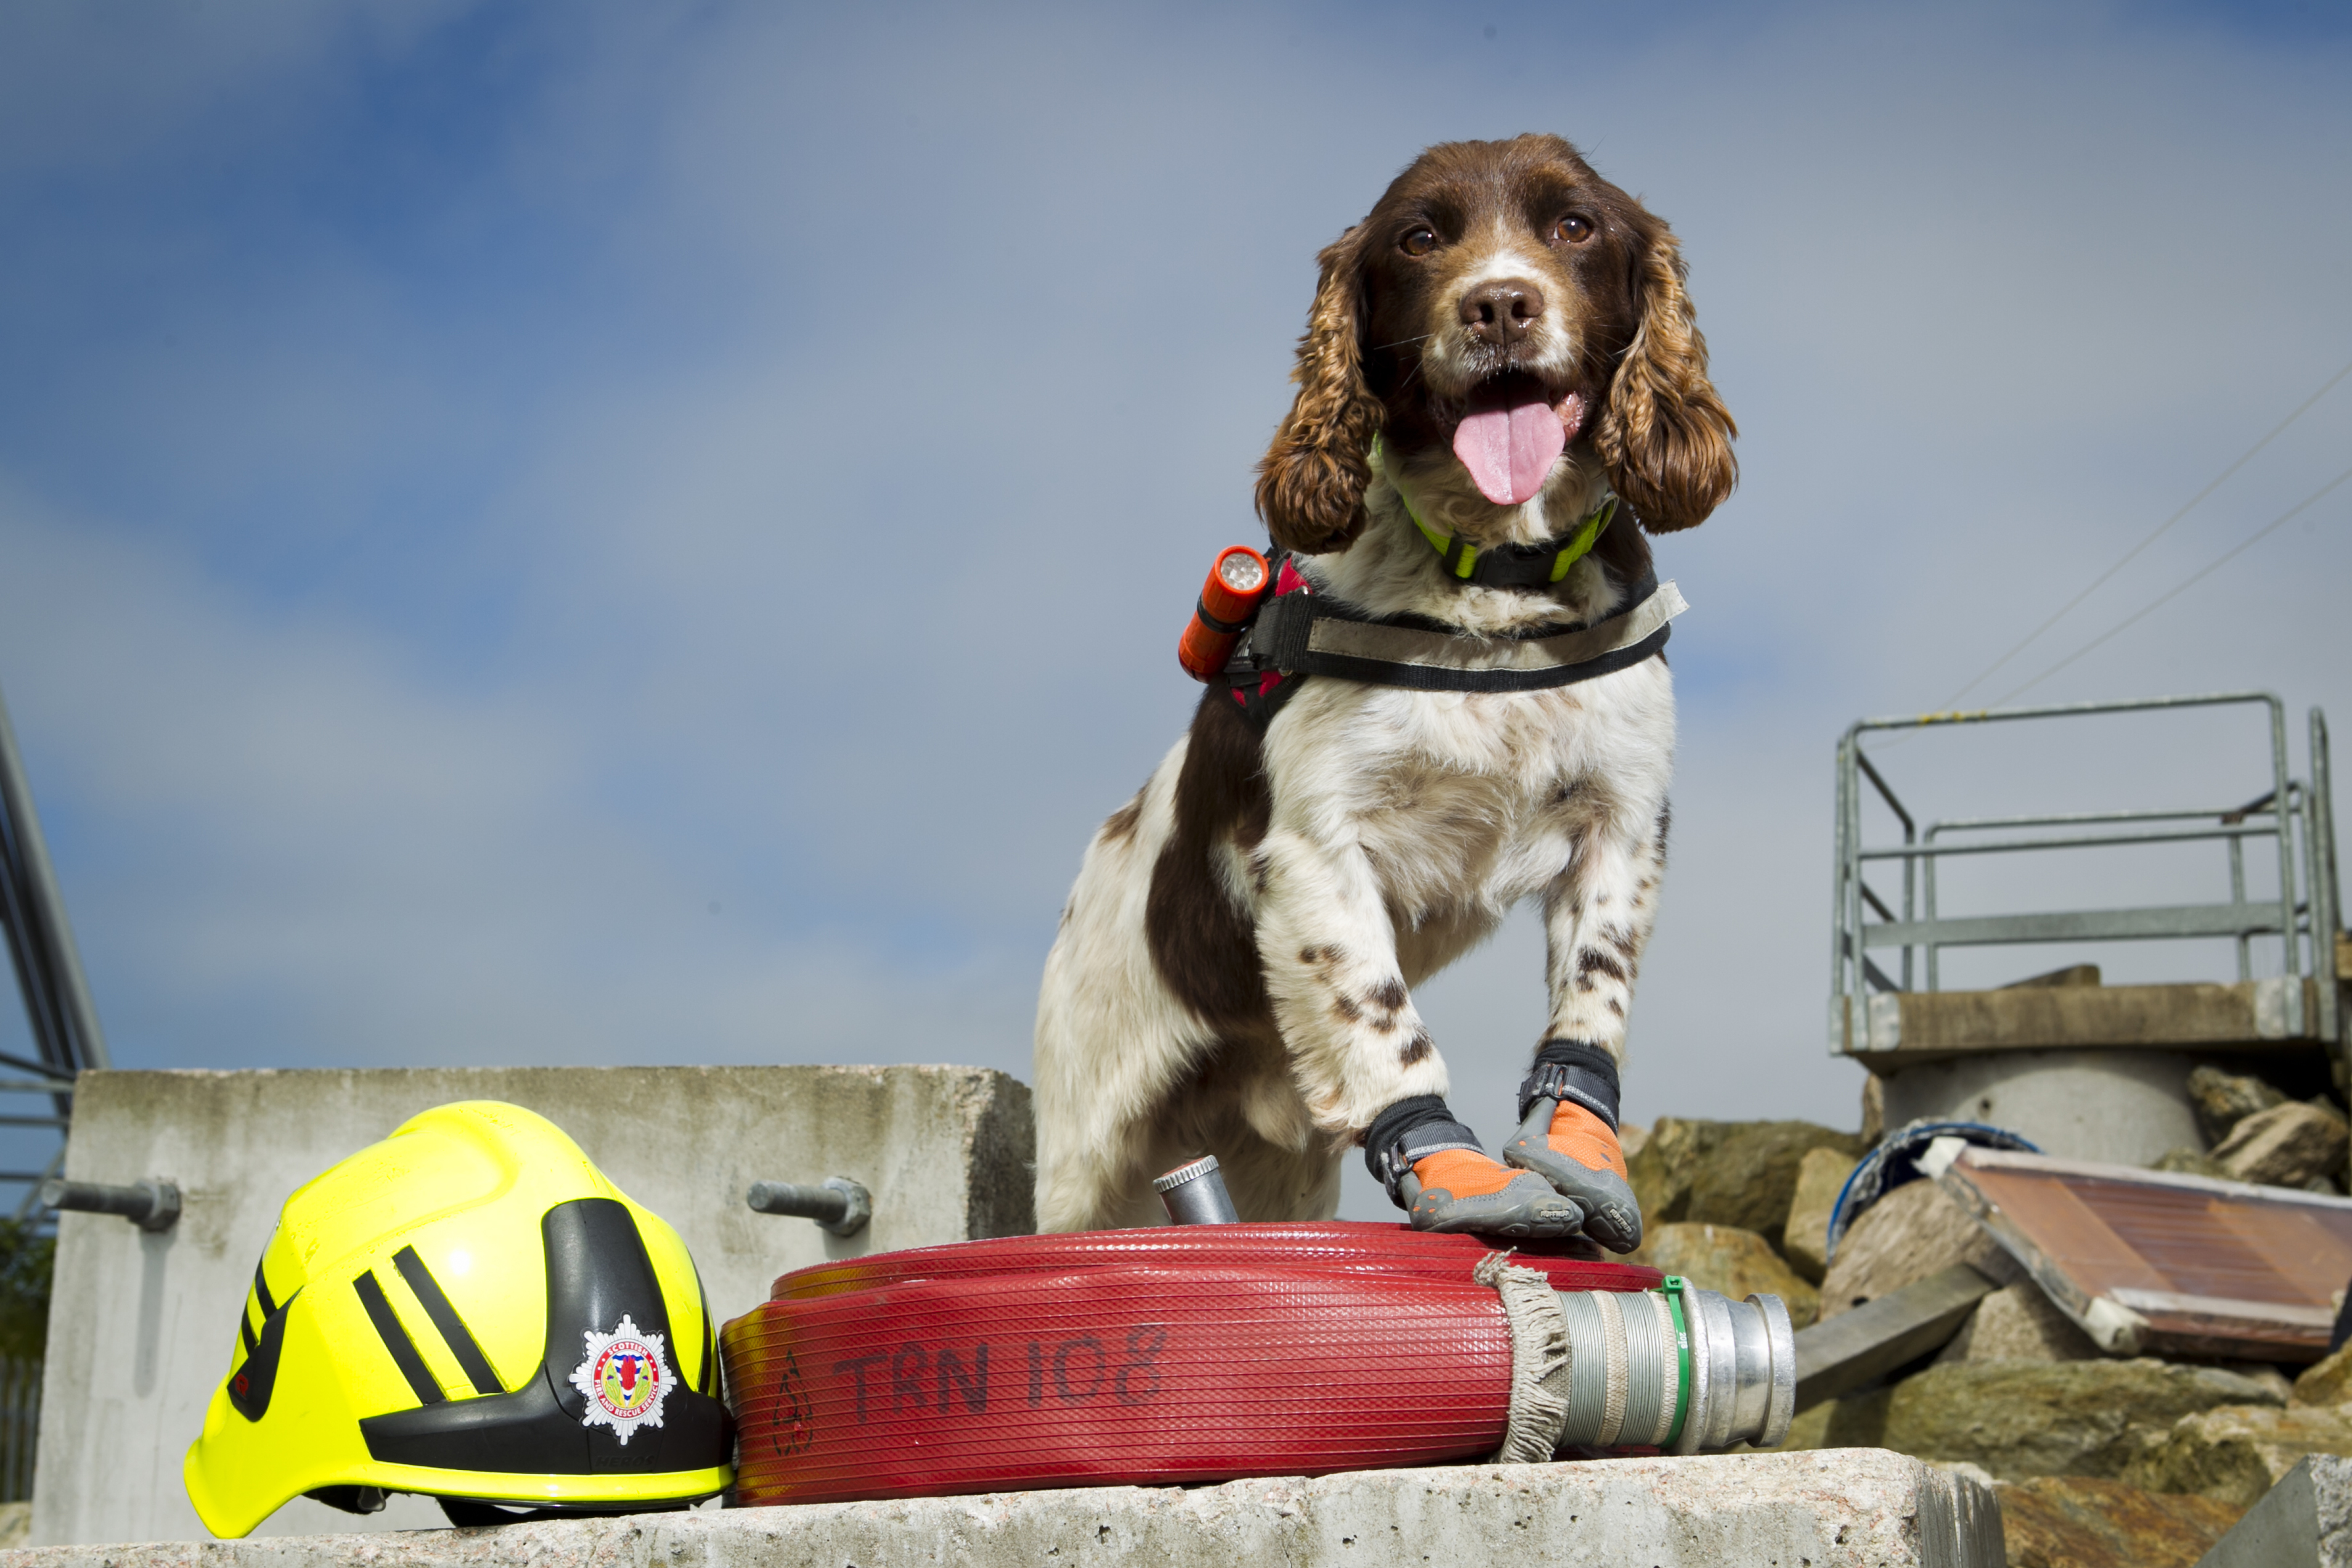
xmin=1453 ymin=393 xmax=1567 ymax=505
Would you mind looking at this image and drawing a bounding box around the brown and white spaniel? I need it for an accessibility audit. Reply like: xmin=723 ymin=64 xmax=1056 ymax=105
xmin=1034 ymin=134 xmax=1736 ymax=1241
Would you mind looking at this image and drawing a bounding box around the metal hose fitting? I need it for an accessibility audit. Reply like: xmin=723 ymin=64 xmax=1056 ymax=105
xmin=1551 ymin=1276 xmax=1794 ymax=1453
xmin=1153 ymin=1156 xmax=1240 ymax=1224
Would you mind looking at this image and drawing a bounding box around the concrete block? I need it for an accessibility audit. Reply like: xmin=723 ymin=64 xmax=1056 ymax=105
xmin=0 ymin=1451 xmax=2004 ymax=1567
xmin=29 ymin=1066 xmax=1032 ymax=1548
xmin=2196 ymin=1453 xmax=2352 ymax=1567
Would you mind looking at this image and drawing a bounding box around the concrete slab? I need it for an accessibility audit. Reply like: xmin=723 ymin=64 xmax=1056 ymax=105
xmin=0 ymin=1451 xmax=2004 ymax=1567
xmin=30 ymin=1066 xmax=1032 ymax=1548
xmin=2196 ymin=1453 xmax=2352 ymax=1567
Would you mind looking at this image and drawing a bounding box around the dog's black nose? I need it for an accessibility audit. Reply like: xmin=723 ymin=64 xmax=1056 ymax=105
xmin=1457 ymin=279 xmax=1545 ymax=344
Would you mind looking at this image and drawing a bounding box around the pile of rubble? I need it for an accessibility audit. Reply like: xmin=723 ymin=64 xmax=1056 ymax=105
xmin=1622 ymin=1063 xmax=2352 ymax=1564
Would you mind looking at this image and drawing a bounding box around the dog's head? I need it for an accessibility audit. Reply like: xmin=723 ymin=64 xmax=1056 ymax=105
xmin=1256 ymin=134 xmax=1736 ymax=554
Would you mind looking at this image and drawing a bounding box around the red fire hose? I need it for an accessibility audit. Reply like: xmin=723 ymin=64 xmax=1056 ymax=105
xmin=720 ymin=1222 xmax=1662 ymax=1506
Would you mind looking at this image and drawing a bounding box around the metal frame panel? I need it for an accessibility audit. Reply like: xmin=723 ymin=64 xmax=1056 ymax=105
xmin=1829 ymin=692 xmax=2342 ymax=1058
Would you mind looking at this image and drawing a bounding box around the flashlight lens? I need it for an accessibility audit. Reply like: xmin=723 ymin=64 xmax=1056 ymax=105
xmin=1218 ymin=552 xmax=1267 ymax=592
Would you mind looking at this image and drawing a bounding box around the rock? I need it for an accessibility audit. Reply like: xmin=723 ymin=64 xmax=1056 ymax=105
xmin=2197 ymin=1453 xmax=2352 ymax=1568
xmin=1617 ymin=1122 xmax=1650 ymax=1163
xmin=1784 ymin=1359 xmax=2282 ymax=1482
xmin=2124 ymin=1402 xmax=2352 ymax=1508
xmin=1625 ymin=1118 xmax=1865 ymax=1247
xmin=1688 ymin=1121 xmax=1868 ymax=1241
xmin=1817 ymin=1174 xmax=2014 ymax=1323
xmin=1935 ymin=1281 xmax=2101 ymax=1364
xmin=2295 ymin=1344 xmax=2352 ymax=1408
xmin=1781 ymin=1146 xmax=1860 ymax=1284
xmin=2211 ymin=1101 xmax=2350 ymax=1188
xmin=1627 ymin=1221 xmax=1820 ymax=1328
xmin=2152 ymin=1146 xmax=2229 ymax=1179
xmin=1627 ymin=1116 xmax=1730 ymax=1227
xmin=1993 ymin=1475 xmax=2244 ymax=1568
xmin=2190 ymin=1065 xmax=2288 ymax=1147
xmin=2223 ymin=1363 xmax=2297 ymax=1405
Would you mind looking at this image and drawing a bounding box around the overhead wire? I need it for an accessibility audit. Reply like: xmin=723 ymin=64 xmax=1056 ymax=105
xmin=1985 ymin=460 xmax=2352 ymax=709
xmin=1935 ymin=354 xmax=2352 ymax=710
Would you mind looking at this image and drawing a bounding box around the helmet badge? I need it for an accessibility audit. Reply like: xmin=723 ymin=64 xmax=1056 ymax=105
xmin=568 ymin=1313 xmax=673 ymax=1444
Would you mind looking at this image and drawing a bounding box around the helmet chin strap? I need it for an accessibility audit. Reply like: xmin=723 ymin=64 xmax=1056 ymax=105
xmin=1371 ymin=433 xmax=1617 ymax=589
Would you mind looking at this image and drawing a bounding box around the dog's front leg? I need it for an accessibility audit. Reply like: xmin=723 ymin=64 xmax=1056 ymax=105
xmin=1498 ymin=802 xmax=1669 ymax=1251
xmin=1252 ymin=826 xmax=1582 ymax=1238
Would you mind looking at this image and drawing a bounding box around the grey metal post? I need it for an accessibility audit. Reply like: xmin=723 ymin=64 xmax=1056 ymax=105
xmin=1827 ymin=732 xmax=1852 ymax=1050
xmin=0 ymin=682 xmax=109 ymax=1073
xmin=2310 ymin=709 xmax=2340 ymax=1058
xmin=2269 ymin=698 xmax=2300 ymax=1031
xmin=2229 ymin=830 xmax=2250 ymax=982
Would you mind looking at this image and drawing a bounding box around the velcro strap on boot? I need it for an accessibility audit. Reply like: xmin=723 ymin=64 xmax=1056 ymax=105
xmin=1518 ymin=1040 xmax=1622 ymax=1130
xmin=1363 ymin=1095 xmax=1483 ymax=1206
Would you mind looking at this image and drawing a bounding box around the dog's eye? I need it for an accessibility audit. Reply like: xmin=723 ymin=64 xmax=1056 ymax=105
xmin=1551 ymin=215 xmax=1595 ymax=245
xmin=1400 ymin=227 xmax=1439 ymax=257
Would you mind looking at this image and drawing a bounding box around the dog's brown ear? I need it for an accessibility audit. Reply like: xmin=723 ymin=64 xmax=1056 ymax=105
xmin=1255 ymin=226 xmax=1384 ymax=555
xmin=1595 ymin=221 xmax=1737 ymax=533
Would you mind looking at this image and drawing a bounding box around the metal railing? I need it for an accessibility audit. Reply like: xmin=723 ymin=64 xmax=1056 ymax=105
xmin=0 ymin=1356 xmax=37 ymax=1503
xmin=0 ymin=679 xmax=109 ymax=1222
xmin=1830 ymin=693 xmax=2343 ymax=1049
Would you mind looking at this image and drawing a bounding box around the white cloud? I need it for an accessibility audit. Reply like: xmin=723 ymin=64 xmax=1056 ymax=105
xmin=0 ymin=1 xmax=2346 ymax=1224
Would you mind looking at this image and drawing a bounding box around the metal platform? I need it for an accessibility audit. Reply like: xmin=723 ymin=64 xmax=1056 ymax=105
xmin=1829 ymin=693 xmax=2345 ymax=1071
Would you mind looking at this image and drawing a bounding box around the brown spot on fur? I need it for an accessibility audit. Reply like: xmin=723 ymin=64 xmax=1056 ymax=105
xmin=1331 ymin=992 xmax=1363 ymax=1024
xmin=1146 ymin=688 xmax=1275 ymax=1030
xmin=1100 ymin=790 xmax=1144 ymax=844
xmin=1654 ymin=802 xmax=1673 ymax=858
xmin=1604 ymin=997 xmax=1625 ymax=1018
xmin=1400 ymin=1029 xmax=1434 ymax=1066
xmin=1370 ymin=976 xmax=1408 ymax=1013
xmin=1298 ymin=947 xmax=1323 ymax=965
xmin=1579 ymin=949 xmax=1628 ymax=984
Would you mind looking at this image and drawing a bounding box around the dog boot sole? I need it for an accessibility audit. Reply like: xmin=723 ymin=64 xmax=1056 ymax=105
xmin=1402 ymin=1169 xmax=1587 ymax=1239
xmin=1502 ymin=1101 xmax=1644 ymax=1253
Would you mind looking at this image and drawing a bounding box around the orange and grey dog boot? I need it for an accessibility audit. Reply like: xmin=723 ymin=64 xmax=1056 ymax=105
xmin=1503 ymin=1040 xmax=1643 ymax=1253
xmin=1366 ymin=1095 xmax=1585 ymax=1238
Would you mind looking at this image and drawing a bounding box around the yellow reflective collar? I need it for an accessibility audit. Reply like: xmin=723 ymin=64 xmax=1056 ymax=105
xmin=1370 ymin=433 xmax=1617 ymax=585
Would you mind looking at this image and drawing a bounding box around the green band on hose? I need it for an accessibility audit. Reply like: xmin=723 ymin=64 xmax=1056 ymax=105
xmin=1659 ymin=1275 xmax=1692 ymax=1448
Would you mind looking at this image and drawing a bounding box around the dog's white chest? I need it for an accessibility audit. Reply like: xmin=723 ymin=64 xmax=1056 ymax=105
xmin=1263 ymin=661 xmax=1673 ymax=920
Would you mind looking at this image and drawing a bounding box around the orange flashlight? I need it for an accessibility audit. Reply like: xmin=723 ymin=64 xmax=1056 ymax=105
xmin=1177 ymin=546 xmax=1273 ymax=681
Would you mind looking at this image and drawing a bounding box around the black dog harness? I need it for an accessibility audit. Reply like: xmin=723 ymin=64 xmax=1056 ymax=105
xmin=1219 ymin=550 xmax=1687 ymax=726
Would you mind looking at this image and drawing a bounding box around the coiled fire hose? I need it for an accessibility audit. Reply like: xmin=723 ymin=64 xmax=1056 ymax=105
xmin=720 ymin=1221 xmax=1794 ymax=1505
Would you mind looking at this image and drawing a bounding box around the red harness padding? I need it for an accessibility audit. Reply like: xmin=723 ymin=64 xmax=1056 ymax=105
xmin=720 ymin=1222 xmax=1662 ymax=1506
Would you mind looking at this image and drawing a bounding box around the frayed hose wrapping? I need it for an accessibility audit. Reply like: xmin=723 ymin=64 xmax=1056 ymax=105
xmin=1474 ymin=1254 xmax=1795 ymax=1459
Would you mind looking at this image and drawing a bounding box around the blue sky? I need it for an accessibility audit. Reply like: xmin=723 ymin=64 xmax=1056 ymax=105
xmin=1 ymin=1 xmax=2348 ymax=1217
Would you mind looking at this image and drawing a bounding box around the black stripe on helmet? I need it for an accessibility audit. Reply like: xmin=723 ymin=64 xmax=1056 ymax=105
xmin=391 ymin=1245 xmax=503 ymax=1397
xmin=252 ymin=1257 xmax=277 ymax=1318
xmin=353 ymin=1269 xmax=444 ymax=1406
xmin=227 ymin=1288 xmax=299 ymax=1422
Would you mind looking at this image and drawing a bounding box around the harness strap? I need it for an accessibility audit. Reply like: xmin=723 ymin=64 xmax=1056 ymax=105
xmin=1519 ymin=1040 xmax=1622 ymax=1130
xmin=1243 ymin=574 xmax=1685 ymax=696
xmin=1363 ymin=1095 xmax=1483 ymax=1206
